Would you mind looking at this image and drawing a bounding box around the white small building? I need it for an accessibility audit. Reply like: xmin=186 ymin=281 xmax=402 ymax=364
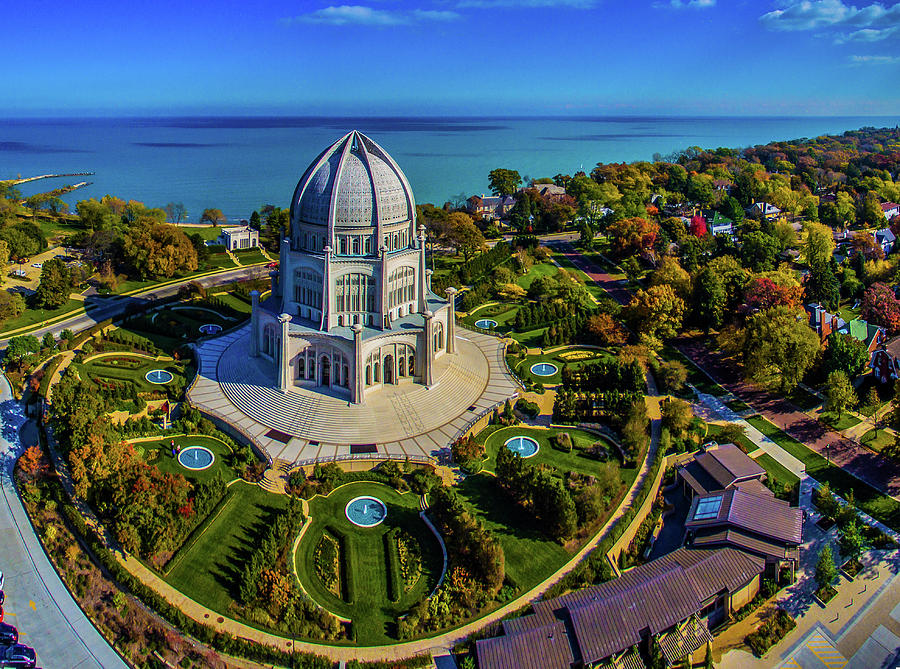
xmin=216 ymin=226 xmax=259 ymax=251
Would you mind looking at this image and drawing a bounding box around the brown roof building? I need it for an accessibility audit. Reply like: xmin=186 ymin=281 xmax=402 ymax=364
xmin=676 ymin=442 xmax=766 ymax=499
xmin=475 ymin=548 xmax=764 ymax=669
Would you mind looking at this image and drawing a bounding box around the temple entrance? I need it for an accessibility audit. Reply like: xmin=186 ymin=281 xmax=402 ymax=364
xmin=384 ymin=355 xmax=394 ymax=384
xmin=321 ymin=355 xmax=331 ymax=387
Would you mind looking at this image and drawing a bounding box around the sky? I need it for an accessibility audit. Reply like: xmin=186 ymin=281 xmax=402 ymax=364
xmin=4 ymin=0 xmax=900 ymax=116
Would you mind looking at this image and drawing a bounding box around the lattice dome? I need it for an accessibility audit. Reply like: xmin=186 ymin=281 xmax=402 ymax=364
xmin=291 ymin=131 xmax=415 ymax=230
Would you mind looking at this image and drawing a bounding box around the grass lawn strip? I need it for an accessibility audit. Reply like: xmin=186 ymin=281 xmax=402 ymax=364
xmin=163 ymin=486 xmax=239 ymax=576
xmin=860 ymin=428 xmax=894 ymax=452
xmin=480 ymin=425 xmax=617 ymax=477
xmin=754 ymin=452 xmax=800 ymax=488
xmin=142 ymin=434 xmax=236 ymax=484
xmin=746 ymin=415 xmax=900 ymax=531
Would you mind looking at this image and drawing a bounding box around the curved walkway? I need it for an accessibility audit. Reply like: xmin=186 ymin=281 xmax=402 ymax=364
xmin=0 ymin=376 xmax=127 ymax=668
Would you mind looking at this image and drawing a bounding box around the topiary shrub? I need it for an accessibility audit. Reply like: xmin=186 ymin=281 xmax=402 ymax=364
xmin=551 ymin=432 xmax=573 ymax=453
xmin=515 ymin=398 xmax=540 ymax=418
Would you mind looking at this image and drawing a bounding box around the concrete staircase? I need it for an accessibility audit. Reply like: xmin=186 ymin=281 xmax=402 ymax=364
xmin=258 ymin=458 xmax=291 ymax=494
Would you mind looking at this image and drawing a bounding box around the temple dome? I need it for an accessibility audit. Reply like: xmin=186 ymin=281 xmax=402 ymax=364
xmin=291 ymin=130 xmax=415 ymax=230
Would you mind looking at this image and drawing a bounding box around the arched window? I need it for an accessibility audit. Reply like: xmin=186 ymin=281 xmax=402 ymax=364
xmin=352 ymin=237 xmax=360 ymax=255
xmin=408 ymin=352 xmax=415 ymax=376
xmin=387 ymin=266 xmax=415 ymax=309
xmin=340 ymin=236 xmax=348 ymax=255
xmin=364 ymin=237 xmax=372 ymax=254
xmin=343 ymin=365 xmax=350 ymax=387
xmin=399 ymin=356 xmax=405 ymax=377
xmin=366 ymin=365 xmax=371 ymax=385
xmin=374 ymin=361 xmax=381 ymax=383
xmin=321 ymin=355 xmax=331 ymax=386
xmin=263 ymin=323 xmax=276 ymax=357
xmin=297 ymin=356 xmax=305 ymax=379
xmin=335 ymin=273 xmax=376 ymax=315
xmin=434 ymin=321 xmax=444 ymax=351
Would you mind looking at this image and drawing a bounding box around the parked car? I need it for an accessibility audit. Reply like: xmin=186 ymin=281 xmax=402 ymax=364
xmin=0 ymin=624 xmax=17 ymax=646
xmin=30 ymin=263 xmax=41 ymax=269
xmin=0 ymin=644 xmax=34 ymax=668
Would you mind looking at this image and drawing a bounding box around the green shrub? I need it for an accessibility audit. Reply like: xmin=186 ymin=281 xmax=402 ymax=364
xmin=551 ymin=432 xmax=573 ymax=453
xmin=515 ymin=399 xmax=540 ymax=418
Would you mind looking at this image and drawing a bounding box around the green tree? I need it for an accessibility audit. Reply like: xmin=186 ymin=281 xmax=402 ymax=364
xmin=804 ymin=221 xmax=836 ymax=269
xmin=704 ymin=641 xmax=714 ymax=669
xmin=41 ymin=332 xmax=56 ymax=350
xmin=839 ymin=519 xmax=866 ymax=562
xmin=825 ymin=370 xmax=856 ymax=419
xmin=446 ymin=211 xmax=486 ymax=262
xmin=815 ymin=544 xmax=837 ymax=590
xmin=5 ymin=335 xmax=41 ymax=365
xmin=625 ymin=284 xmax=686 ymax=342
xmin=488 ymin=168 xmax=522 ymax=197
xmin=859 ymin=191 xmax=885 ymax=227
xmin=0 ymin=290 xmax=25 ymax=325
xmin=200 ymin=207 xmax=226 ymax=226
xmin=741 ymin=230 xmax=781 ymax=272
xmin=661 ymin=397 xmax=693 ymax=440
xmin=721 ymin=305 xmax=820 ymax=391
xmin=34 ymin=258 xmax=73 ymax=309
xmin=823 ymin=332 xmax=869 ymax=379
xmin=122 ymin=224 xmax=198 ymax=279
xmin=656 ymin=359 xmax=688 ymax=394
xmin=692 ymin=266 xmax=727 ymax=331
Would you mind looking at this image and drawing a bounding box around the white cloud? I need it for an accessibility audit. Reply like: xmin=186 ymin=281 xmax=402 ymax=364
xmin=835 ymin=25 xmax=898 ymax=41
xmin=457 ymin=0 xmax=599 ymax=8
xmin=760 ymin=1 xmax=900 ymax=32
xmin=654 ymin=0 xmax=715 ymax=9
xmin=849 ymin=53 xmax=900 ymax=63
xmin=284 ymin=5 xmax=460 ymax=26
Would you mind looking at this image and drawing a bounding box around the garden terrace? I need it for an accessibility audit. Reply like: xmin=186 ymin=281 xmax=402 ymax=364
xmin=507 ymin=346 xmax=614 ymax=387
xmin=118 ymin=298 xmax=247 ymax=351
xmin=137 ymin=434 xmax=236 ymax=484
xmin=294 ymin=481 xmax=443 ymax=645
xmin=71 ymin=352 xmax=190 ymax=407
xmin=479 ymin=425 xmax=619 ymax=476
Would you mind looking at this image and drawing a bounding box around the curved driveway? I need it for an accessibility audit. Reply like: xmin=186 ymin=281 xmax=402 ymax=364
xmin=0 ymin=376 xmax=127 ymax=668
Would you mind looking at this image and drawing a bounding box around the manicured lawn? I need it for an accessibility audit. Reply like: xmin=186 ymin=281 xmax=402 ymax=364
xmin=166 ymin=483 xmax=290 ymax=614
xmin=234 ymin=249 xmax=268 ymax=265
xmin=74 ymin=353 xmax=189 ymax=396
xmin=294 ymin=481 xmax=443 ymax=644
xmin=787 ymin=387 xmax=822 ymax=411
xmin=140 ymin=434 xmax=237 ymax=484
xmin=480 ymin=425 xmax=619 ymax=476
xmin=0 ymin=298 xmax=84 ymax=334
xmin=203 ymin=251 xmax=238 ymax=270
xmin=120 ymin=301 xmax=247 ymax=350
xmin=515 ymin=262 xmax=557 ymax=290
xmin=861 ymin=428 xmax=895 ymax=452
xmin=462 ymin=302 xmax=521 ymax=332
xmin=551 ymin=253 xmax=611 ymax=301
xmin=210 ymin=292 xmax=253 ymax=315
xmin=820 ymin=412 xmax=862 ymax=431
xmin=746 ymin=415 xmax=900 ymax=531
xmin=455 ymin=474 xmax=570 ymax=591
xmin=190 ymin=225 xmax=228 ymax=241
xmin=754 ymin=452 xmax=800 ymax=488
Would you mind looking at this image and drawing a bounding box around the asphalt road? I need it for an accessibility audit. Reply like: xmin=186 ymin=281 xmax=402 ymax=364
xmin=0 ymin=265 xmax=267 ymax=348
xmin=0 ymin=376 xmax=127 ymax=668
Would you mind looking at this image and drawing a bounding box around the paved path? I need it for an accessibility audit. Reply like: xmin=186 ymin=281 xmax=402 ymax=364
xmin=0 ymin=375 xmax=127 ymax=668
xmin=0 ymin=265 xmax=266 ymax=347
xmin=677 ymin=337 xmax=900 ymax=500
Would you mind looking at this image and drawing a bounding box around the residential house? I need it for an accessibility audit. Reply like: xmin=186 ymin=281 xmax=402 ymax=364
xmin=746 ymin=201 xmax=782 ymax=221
xmin=675 ymin=442 xmax=766 ymax=500
xmin=882 ymin=202 xmax=900 ymax=221
xmin=684 ymin=488 xmax=803 ymax=580
xmin=871 ymin=337 xmax=900 ymax=384
xmin=476 ymin=547 xmax=765 ymax=669
xmin=706 ymin=211 xmax=734 ymax=236
xmin=523 ymin=183 xmax=567 ymax=198
xmin=875 ymin=228 xmax=897 ymax=255
xmin=215 ymin=225 xmax=259 ymax=251
xmin=712 ymin=179 xmax=733 ymax=194
xmin=466 ymin=194 xmax=516 ymax=220
xmin=805 ymin=304 xmax=885 ymax=354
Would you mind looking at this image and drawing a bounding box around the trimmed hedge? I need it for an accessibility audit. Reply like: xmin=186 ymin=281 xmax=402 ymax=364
xmin=37 ymin=353 xmax=64 ymax=399
xmin=384 ymin=529 xmax=402 ymax=603
xmin=327 ymin=524 xmax=355 ymax=605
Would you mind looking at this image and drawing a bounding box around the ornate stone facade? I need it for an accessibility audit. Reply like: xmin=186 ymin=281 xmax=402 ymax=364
xmin=251 ymin=130 xmax=453 ymax=404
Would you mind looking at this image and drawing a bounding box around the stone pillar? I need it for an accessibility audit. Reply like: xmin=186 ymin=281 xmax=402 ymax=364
xmin=321 ymin=246 xmax=332 ymax=331
xmin=445 ymin=287 xmax=457 ymax=354
xmin=269 ymin=270 xmax=279 ymax=299
xmin=425 ymin=269 xmax=433 ymax=292
xmin=417 ymin=224 xmax=427 ymax=313
xmin=423 ymin=310 xmax=434 ymax=387
xmin=250 ymin=290 xmax=260 ymax=357
xmin=380 ymin=246 xmax=389 ymax=329
xmin=278 ymin=313 xmax=291 ymax=392
xmin=352 ymin=324 xmax=364 ymax=405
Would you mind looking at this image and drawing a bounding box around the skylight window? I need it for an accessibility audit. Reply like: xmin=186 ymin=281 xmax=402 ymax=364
xmin=693 ymin=495 xmax=723 ymax=521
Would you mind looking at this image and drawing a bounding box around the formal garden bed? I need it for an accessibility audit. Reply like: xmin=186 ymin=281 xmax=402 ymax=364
xmin=745 ymin=607 xmax=796 ymax=657
xmin=294 ymin=481 xmax=443 ymax=645
xmin=506 ymin=346 xmax=613 ymax=387
xmin=815 ymin=583 xmax=838 ymax=604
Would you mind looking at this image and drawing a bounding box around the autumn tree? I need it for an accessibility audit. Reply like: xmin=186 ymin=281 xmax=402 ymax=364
xmin=123 ymin=224 xmax=198 ymax=279
xmin=624 ymin=284 xmax=685 ymax=344
xmin=585 ymin=312 xmax=628 ymax=346
xmin=488 ymin=168 xmax=522 ymax=196
xmin=656 ymin=359 xmax=688 ymax=394
xmin=0 ymin=290 xmax=26 ymax=325
xmin=662 ymin=397 xmax=693 ymax=440
xmin=607 ymin=217 xmax=659 ymax=258
xmin=820 ymin=191 xmax=856 ymax=229
xmin=650 ymin=255 xmax=692 ymax=299
xmin=164 ymin=202 xmax=187 ymax=224
xmin=740 ymin=276 xmax=803 ymax=314
xmin=446 ymin=212 xmax=486 ymax=262
xmin=860 ymin=282 xmax=900 ymax=334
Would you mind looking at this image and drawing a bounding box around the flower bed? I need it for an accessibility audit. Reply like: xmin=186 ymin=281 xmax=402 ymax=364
xmin=314 ymin=533 xmax=342 ymax=597
xmin=746 ymin=607 xmax=796 ymax=657
xmin=842 ymin=558 xmax=862 ymax=579
xmin=815 ymin=584 xmax=837 ymax=604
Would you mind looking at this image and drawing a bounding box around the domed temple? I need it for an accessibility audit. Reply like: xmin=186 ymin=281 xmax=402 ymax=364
xmin=188 ymin=131 xmax=517 ymax=463
xmin=250 ymin=130 xmax=454 ymax=404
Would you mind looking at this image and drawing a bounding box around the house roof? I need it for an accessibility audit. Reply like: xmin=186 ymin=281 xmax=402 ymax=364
xmin=876 ymin=228 xmax=897 ymax=244
xmin=502 ymin=548 xmax=764 ymax=666
xmin=476 ymin=620 xmax=575 ymax=669
xmin=685 ymin=488 xmax=803 ymax=545
xmin=881 ymin=202 xmax=900 ymax=212
xmin=695 ymin=443 xmax=766 ymax=489
xmin=691 ymin=527 xmax=798 ymax=561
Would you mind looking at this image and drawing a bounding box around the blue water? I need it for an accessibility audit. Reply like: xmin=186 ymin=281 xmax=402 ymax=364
xmin=531 ymin=362 xmax=558 ymax=377
xmin=345 ymin=496 xmax=387 ymax=527
xmin=178 ymin=446 xmax=214 ymax=470
xmin=505 ymin=436 xmax=539 ymax=458
xmin=2 ymin=116 xmax=896 ymax=221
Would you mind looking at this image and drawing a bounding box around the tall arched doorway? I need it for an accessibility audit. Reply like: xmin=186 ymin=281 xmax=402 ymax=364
xmin=321 ymin=355 xmax=331 ymax=387
xmin=384 ymin=354 xmax=394 ymax=384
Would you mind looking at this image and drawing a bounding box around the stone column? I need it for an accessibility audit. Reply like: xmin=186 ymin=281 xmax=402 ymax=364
xmin=425 ymin=269 xmax=433 ymax=292
xmin=417 ymin=224 xmax=427 ymax=313
xmin=321 ymin=246 xmax=332 ymax=331
xmin=250 ymin=290 xmax=260 ymax=357
xmin=423 ymin=310 xmax=434 ymax=387
xmin=278 ymin=313 xmax=292 ymax=392
xmin=445 ymin=287 xmax=457 ymax=354
xmin=351 ymin=324 xmax=364 ymax=405
xmin=380 ymin=246 xmax=389 ymax=329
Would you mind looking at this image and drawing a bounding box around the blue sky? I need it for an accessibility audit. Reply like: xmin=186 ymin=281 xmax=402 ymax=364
xmin=5 ymin=0 xmax=900 ymax=116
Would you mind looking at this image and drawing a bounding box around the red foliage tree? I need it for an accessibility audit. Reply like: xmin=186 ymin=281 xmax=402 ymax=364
xmin=689 ymin=215 xmax=708 ymax=238
xmin=607 ymin=217 xmax=659 ymax=257
xmin=861 ymin=282 xmax=900 ymax=334
xmin=741 ymin=277 xmax=803 ymax=314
